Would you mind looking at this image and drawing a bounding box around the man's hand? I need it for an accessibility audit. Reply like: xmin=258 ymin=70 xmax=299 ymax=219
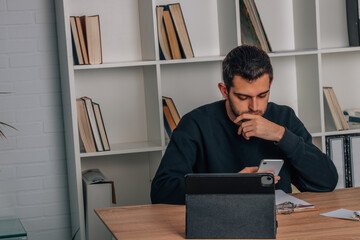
xmin=239 ymin=166 xmax=280 ymax=184
xmin=234 ymin=113 xmax=285 ymax=142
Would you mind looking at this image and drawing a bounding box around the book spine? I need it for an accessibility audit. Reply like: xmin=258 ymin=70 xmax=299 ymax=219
xmin=168 ymin=3 xmax=194 ymax=58
xmin=163 ymin=112 xmax=172 ymax=137
xmin=349 ymin=134 xmax=360 ymax=187
xmin=93 ymin=102 xmax=110 ymax=151
xmin=343 ymin=135 xmax=351 ymax=188
xmin=82 ymin=97 xmax=103 ymax=152
xmin=70 ymin=16 xmax=84 ymax=65
xmin=346 ymin=0 xmax=360 ymax=46
xmin=326 ymin=135 xmax=346 ymax=189
xmin=163 ymin=7 xmax=182 ymax=59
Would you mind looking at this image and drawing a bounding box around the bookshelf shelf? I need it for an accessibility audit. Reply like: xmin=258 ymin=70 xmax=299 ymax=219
xmin=158 ymin=56 xmax=225 ymax=65
xmin=80 ymin=141 xmax=163 ymax=158
xmin=73 ymin=60 xmax=158 ymax=70
xmin=268 ymin=49 xmax=318 ymax=57
xmin=312 ymin=129 xmax=360 ymax=138
xmin=320 ymin=46 xmax=360 ymax=54
xmin=55 ymin=0 xmax=360 ymax=239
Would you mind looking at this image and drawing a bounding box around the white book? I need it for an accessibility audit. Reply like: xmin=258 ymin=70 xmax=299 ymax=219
xmin=349 ymin=135 xmax=360 ymax=187
xmin=328 ymin=137 xmax=346 ymax=189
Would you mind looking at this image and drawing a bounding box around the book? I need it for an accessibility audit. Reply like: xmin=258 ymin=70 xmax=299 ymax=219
xmin=92 ymin=102 xmax=110 ymax=151
xmin=328 ymin=87 xmax=349 ymax=130
xmin=162 ymin=96 xmax=180 ymax=126
xmin=326 ymin=135 xmax=346 ymax=188
xmin=163 ymin=109 xmax=172 ymax=138
xmin=156 ymin=6 xmax=172 ymax=60
xmin=239 ymin=0 xmax=262 ymax=50
xmin=346 ymin=0 xmax=360 ymax=46
xmin=323 ymin=87 xmax=343 ymax=131
xmin=163 ymin=104 xmax=176 ymax=135
xmin=81 ymin=96 xmax=104 ymax=152
xmin=84 ymin=15 xmax=102 ymax=64
xmin=163 ymin=9 xmax=182 ymax=59
xmin=82 ymin=168 xmax=116 ymax=203
xmin=348 ymin=134 xmax=360 ymax=187
xmin=168 ymin=3 xmax=194 ymax=58
xmin=76 ymin=99 xmax=96 ymax=153
xmin=82 ymin=168 xmax=115 ymax=240
xmin=70 ymin=16 xmax=84 ymax=65
xmin=240 ymin=0 xmax=271 ymax=52
xmin=75 ymin=16 xmax=89 ymax=64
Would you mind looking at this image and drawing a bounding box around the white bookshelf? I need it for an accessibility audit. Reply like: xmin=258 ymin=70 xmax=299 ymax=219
xmin=55 ymin=0 xmax=360 ymax=239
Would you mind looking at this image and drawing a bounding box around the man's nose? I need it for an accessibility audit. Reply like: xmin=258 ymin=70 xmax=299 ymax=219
xmin=249 ymin=97 xmax=258 ymax=112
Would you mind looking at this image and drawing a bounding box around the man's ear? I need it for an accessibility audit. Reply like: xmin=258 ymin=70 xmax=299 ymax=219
xmin=218 ymin=83 xmax=229 ymax=99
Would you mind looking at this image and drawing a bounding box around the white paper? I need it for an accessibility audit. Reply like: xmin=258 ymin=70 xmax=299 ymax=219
xmin=275 ymin=190 xmax=314 ymax=209
xmin=320 ymin=208 xmax=360 ymax=221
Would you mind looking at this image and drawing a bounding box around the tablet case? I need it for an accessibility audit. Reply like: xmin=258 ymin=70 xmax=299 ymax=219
xmin=185 ymin=173 xmax=276 ymax=239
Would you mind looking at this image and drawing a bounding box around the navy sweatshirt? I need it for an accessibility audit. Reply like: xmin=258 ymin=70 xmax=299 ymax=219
xmin=151 ymin=100 xmax=338 ymax=204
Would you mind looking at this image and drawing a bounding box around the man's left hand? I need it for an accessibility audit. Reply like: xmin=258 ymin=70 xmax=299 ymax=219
xmin=234 ymin=113 xmax=285 ymax=141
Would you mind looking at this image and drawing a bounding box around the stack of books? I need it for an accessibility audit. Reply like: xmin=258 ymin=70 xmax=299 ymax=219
xmin=76 ymin=96 xmax=110 ymax=153
xmin=156 ymin=3 xmax=194 ymax=60
xmin=70 ymin=15 xmax=103 ymax=65
xmin=239 ymin=0 xmax=271 ymax=52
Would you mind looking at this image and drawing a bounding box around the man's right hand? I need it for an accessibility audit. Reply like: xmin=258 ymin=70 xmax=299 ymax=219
xmin=239 ymin=166 xmax=280 ymax=184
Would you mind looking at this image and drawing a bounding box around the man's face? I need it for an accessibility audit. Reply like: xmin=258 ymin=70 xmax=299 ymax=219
xmin=220 ymin=74 xmax=271 ymax=120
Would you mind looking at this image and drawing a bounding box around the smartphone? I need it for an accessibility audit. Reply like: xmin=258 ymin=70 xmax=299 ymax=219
xmin=258 ymin=159 xmax=284 ymax=175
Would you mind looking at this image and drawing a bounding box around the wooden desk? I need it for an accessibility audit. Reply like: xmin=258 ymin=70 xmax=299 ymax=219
xmin=95 ymin=187 xmax=360 ymax=240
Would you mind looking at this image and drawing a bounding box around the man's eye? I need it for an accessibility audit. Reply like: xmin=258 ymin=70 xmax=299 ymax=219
xmin=259 ymin=94 xmax=267 ymax=98
xmin=238 ymin=96 xmax=248 ymax=100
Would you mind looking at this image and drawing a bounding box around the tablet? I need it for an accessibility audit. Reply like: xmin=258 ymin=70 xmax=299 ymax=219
xmin=185 ymin=173 xmax=276 ymax=239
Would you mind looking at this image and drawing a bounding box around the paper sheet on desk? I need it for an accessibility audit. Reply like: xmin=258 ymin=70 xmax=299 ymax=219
xmin=320 ymin=209 xmax=360 ymax=221
xmin=275 ymin=190 xmax=315 ymax=210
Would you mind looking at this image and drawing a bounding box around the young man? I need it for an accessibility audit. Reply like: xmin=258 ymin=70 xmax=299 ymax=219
xmin=151 ymin=45 xmax=338 ymax=204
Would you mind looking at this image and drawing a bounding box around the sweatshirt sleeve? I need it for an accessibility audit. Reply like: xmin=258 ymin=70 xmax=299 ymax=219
xmin=151 ymin=116 xmax=199 ymax=204
xmin=276 ymin=122 xmax=338 ymax=192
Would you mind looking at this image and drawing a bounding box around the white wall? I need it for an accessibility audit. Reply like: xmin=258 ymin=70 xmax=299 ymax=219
xmin=0 ymin=0 xmax=71 ymax=239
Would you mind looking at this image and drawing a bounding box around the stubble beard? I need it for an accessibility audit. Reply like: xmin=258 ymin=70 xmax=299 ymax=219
xmin=228 ymin=94 xmax=264 ymax=119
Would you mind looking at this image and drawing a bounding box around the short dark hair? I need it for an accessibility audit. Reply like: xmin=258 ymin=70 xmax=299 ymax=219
xmin=222 ymin=45 xmax=273 ymax=90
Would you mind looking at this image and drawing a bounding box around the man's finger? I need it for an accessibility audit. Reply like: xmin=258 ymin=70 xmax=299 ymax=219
xmin=234 ymin=113 xmax=258 ymax=123
xmin=239 ymin=166 xmax=259 ymax=173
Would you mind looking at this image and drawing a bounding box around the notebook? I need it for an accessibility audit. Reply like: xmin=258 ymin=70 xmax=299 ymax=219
xmin=185 ymin=173 xmax=277 ymax=239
